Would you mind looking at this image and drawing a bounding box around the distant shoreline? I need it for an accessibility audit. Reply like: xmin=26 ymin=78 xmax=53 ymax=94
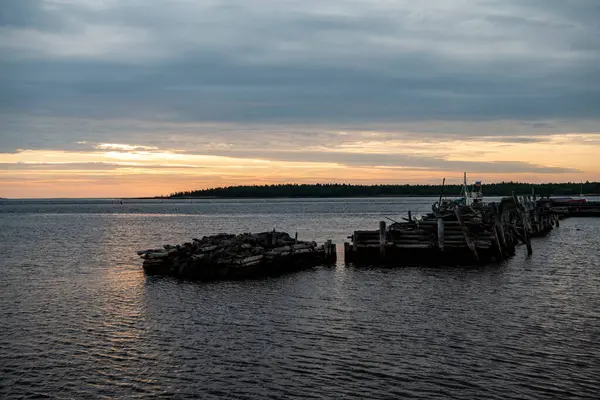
xmin=157 ymin=194 xmax=600 ymax=200
xmin=2 ymin=193 xmax=600 ymax=201
xmin=149 ymin=194 xmax=443 ymax=199
xmin=3 ymin=182 xmax=599 ymax=200
xmin=166 ymin=182 xmax=600 ymax=200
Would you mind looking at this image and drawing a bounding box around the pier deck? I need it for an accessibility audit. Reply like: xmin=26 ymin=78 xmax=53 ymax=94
xmin=345 ymin=196 xmax=559 ymax=266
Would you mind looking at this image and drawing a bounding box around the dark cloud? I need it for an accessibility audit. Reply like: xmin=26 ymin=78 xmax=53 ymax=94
xmin=0 ymin=0 xmax=58 ymax=30
xmin=192 ymin=149 xmax=580 ymax=174
xmin=0 ymin=0 xmax=599 ymax=154
xmin=0 ymin=162 xmax=204 ymax=170
xmin=0 ymin=150 xmax=579 ymax=175
xmin=1 ymin=113 xmax=599 ymax=156
xmin=466 ymin=136 xmax=550 ymax=144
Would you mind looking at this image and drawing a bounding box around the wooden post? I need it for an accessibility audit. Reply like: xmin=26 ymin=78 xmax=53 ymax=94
xmin=271 ymin=229 xmax=276 ymax=246
xmin=521 ymin=211 xmax=532 ymax=255
xmin=438 ymin=178 xmax=446 ymax=205
xmin=379 ymin=221 xmax=386 ymax=259
xmin=344 ymin=242 xmax=351 ymax=261
xmin=492 ymin=204 xmax=506 ymax=248
xmin=437 ymin=218 xmax=444 ymax=251
xmin=292 ymin=232 xmax=298 ymax=253
xmin=511 ymin=224 xmax=526 ymax=244
xmin=491 ymin=204 xmax=505 ymax=259
xmin=512 ymin=192 xmax=532 ymax=255
xmin=453 ymin=206 xmax=479 ymax=262
xmin=492 ymin=224 xmax=504 ymax=259
xmin=408 ymin=210 xmax=412 ymax=222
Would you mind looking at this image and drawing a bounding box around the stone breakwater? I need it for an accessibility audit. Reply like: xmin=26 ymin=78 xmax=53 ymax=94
xmin=137 ymin=231 xmax=336 ymax=280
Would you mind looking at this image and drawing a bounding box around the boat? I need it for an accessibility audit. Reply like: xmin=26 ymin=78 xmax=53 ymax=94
xmin=436 ymin=173 xmax=484 ymax=212
xmin=547 ymin=183 xmax=588 ymax=204
xmin=550 ymin=197 xmax=588 ymax=204
xmin=459 ymin=172 xmax=483 ymax=206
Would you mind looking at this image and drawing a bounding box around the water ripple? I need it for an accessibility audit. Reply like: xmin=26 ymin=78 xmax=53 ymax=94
xmin=1 ymin=200 xmax=599 ymax=399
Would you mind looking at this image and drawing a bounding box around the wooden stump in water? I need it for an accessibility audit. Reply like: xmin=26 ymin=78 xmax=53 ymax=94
xmin=379 ymin=221 xmax=386 ymax=259
xmin=437 ymin=218 xmax=444 ymax=251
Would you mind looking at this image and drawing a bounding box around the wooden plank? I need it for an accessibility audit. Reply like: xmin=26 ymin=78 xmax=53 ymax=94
xmin=389 ymin=244 xmax=431 ymax=249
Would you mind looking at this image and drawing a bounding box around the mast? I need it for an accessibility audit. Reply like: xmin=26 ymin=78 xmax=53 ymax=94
xmin=463 ymin=172 xmax=472 ymax=206
xmin=461 ymin=172 xmax=468 ymax=199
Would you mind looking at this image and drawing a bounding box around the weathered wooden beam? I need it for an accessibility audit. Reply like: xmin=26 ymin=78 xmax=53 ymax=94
xmin=512 ymin=192 xmax=532 ymax=255
xmin=521 ymin=212 xmax=532 ymax=255
xmin=344 ymin=242 xmax=351 ymax=259
xmin=390 ymin=238 xmax=432 ymax=243
xmin=491 ymin=204 xmax=506 ymax=250
xmin=437 ymin=218 xmax=444 ymax=251
xmin=389 ymin=243 xmax=431 ymax=249
xmin=325 ymin=239 xmax=333 ymax=258
xmin=453 ymin=206 xmax=479 ymax=262
xmin=379 ymin=220 xmax=386 ymax=259
xmin=292 ymin=231 xmax=298 ymax=253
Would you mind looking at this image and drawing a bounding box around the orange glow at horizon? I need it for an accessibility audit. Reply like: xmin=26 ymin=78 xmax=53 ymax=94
xmin=2 ymin=132 xmax=600 ymax=198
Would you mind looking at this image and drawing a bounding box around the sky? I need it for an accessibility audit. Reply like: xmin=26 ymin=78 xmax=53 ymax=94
xmin=1 ymin=0 xmax=599 ymax=198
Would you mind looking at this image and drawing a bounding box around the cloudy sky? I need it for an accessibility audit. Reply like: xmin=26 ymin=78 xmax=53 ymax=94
xmin=1 ymin=0 xmax=599 ymax=197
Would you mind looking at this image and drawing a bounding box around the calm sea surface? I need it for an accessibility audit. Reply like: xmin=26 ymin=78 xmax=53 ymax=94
xmin=1 ymin=198 xmax=599 ymax=399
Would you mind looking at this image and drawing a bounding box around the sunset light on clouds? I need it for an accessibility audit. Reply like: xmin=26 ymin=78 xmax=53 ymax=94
xmin=1 ymin=0 xmax=599 ymax=198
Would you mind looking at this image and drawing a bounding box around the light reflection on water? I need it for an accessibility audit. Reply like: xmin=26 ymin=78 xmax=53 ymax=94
xmin=1 ymin=198 xmax=599 ymax=399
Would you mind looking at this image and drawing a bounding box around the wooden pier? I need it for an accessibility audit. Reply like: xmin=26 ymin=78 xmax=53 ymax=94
xmin=345 ymin=195 xmax=559 ymax=266
xmin=541 ymin=199 xmax=600 ymax=218
xmin=138 ymin=231 xmax=337 ymax=280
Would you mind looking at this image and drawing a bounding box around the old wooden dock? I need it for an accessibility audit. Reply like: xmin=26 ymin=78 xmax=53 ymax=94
xmin=138 ymin=231 xmax=337 ymax=280
xmin=345 ymin=195 xmax=559 ymax=266
xmin=542 ymin=199 xmax=600 ymax=218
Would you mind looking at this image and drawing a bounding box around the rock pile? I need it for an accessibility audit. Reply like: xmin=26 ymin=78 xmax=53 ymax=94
xmin=137 ymin=231 xmax=335 ymax=280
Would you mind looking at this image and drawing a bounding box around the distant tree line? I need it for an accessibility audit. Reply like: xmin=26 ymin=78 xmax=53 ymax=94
xmin=169 ymin=181 xmax=600 ymax=198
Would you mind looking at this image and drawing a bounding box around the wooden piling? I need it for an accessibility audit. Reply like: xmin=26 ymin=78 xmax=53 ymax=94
xmin=492 ymin=224 xmax=504 ymax=259
xmin=512 ymin=193 xmax=532 ymax=255
xmin=492 ymin=204 xmax=506 ymax=248
xmin=379 ymin=221 xmax=386 ymax=259
xmin=292 ymin=231 xmax=298 ymax=253
xmin=437 ymin=218 xmax=444 ymax=251
xmin=453 ymin=206 xmax=479 ymax=262
xmin=522 ymin=210 xmax=532 ymax=255
xmin=344 ymin=242 xmax=351 ymax=260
